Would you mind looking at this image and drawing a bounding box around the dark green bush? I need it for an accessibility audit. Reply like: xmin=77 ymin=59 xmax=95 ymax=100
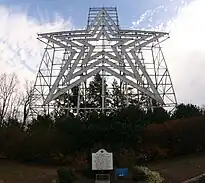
xmin=57 ymin=168 xmax=75 ymax=183
xmin=80 ymin=166 xmax=96 ymax=179
xmin=198 ymin=176 xmax=205 ymax=183
xmin=132 ymin=165 xmax=147 ymax=181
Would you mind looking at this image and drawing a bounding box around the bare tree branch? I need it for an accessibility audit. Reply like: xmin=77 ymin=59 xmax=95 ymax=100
xmin=21 ymin=80 xmax=34 ymax=129
xmin=0 ymin=73 xmax=19 ymax=124
xmin=8 ymin=92 xmax=22 ymax=119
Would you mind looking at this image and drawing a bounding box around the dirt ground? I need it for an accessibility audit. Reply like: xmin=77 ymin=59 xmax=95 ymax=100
xmin=1 ymin=153 xmax=205 ymax=183
xmin=147 ymin=153 xmax=205 ymax=183
xmin=0 ymin=160 xmax=57 ymax=183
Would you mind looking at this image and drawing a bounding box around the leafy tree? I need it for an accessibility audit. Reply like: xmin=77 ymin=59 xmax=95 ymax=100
xmin=145 ymin=107 xmax=170 ymax=124
xmin=55 ymin=86 xmax=81 ymax=116
xmin=84 ymin=111 xmax=115 ymax=149
xmin=111 ymin=79 xmax=126 ymax=108
xmin=2 ymin=118 xmax=25 ymax=159
xmin=171 ymin=103 xmax=203 ymax=119
xmin=116 ymin=105 xmax=145 ymax=125
xmin=27 ymin=115 xmax=54 ymax=133
xmin=55 ymin=115 xmax=86 ymax=154
xmin=113 ymin=105 xmax=146 ymax=148
xmin=19 ymin=115 xmax=55 ymax=162
xmin=87 ymin=73 xmax=110 ymax=108
xmin=70 ymin=85 xmax=81 ymax=109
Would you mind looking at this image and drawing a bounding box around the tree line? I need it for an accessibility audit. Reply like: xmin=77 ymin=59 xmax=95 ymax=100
xmin=0 ymin=72 xmax=204 ymax=166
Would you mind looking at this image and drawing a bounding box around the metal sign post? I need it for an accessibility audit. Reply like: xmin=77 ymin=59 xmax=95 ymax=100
xmin=92 ymin=149 xmax=113 ymax=183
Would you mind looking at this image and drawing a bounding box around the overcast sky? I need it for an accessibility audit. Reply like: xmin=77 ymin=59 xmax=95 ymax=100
xmin=0 ymin=0 xmax=204 ymax=106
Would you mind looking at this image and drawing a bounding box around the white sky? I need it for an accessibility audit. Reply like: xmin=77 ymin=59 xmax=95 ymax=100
xmin=0 ymin=0 xmax=204 ymax=106
xmin=0 ymin=6 xmax=73 ymax=82
xmin=163 ymin=0 xmax=205 ymax=105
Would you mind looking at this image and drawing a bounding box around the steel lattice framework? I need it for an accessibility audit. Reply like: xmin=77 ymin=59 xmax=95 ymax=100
xmin=29 ymin=7 xmax=177 ymax=117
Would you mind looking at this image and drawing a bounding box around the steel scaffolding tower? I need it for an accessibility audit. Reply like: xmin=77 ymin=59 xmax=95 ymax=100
xmin=29 ymin=7 xmax=177 ymax=117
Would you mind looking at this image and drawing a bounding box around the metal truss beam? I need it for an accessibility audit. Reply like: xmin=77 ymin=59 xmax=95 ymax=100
xmin=30 ymin=7 xmax=177 ymax=118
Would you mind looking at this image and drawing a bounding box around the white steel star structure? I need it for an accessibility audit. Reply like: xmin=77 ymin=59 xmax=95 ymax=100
xmin=30 ymin=7 xmax=177 ymax=117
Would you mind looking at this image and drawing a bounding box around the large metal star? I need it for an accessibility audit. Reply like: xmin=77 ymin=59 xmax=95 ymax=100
xmin=38 ymin=8 xmax=166 ymax=105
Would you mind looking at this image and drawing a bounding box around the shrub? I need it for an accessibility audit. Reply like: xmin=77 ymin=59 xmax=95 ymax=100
xmin=197 ymin=175 xmax=205 ymax=183
xmin=132 ymin=165 xmax=147 ymax=181
xmin=80 ymin=166 xmax=96 ymax=179
xmin=169 ymin=116 xmax=205 ymax=155
xmin=132 ymin=166 xmax=164 ymax=183
xmin=57 ymin=168 xmax=75 ymax=183
xmin=146 ymin=170 xmax=165 ymax=183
